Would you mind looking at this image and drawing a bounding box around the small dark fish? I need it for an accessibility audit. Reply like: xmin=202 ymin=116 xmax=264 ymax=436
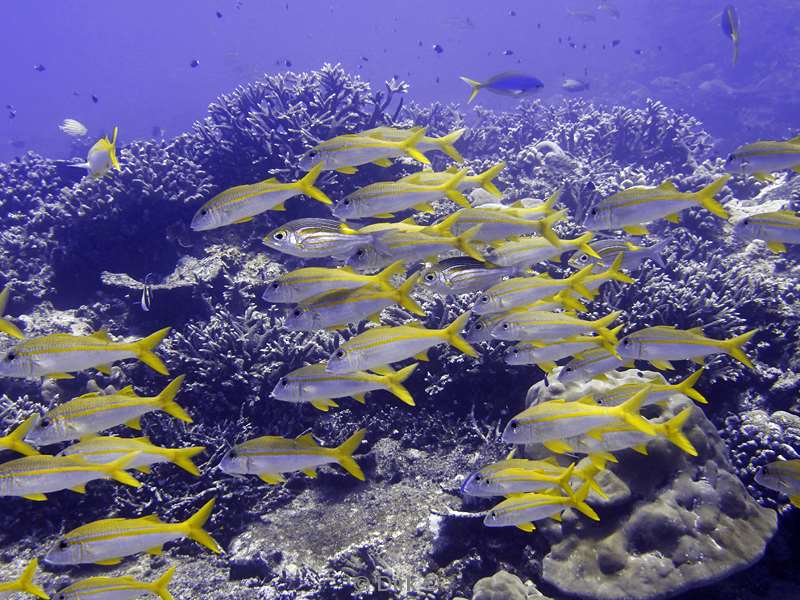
xmin=558 ymin=37 xmax=563 ymax=44
xmin=433 ymin=44 xmax=444 ymax=54
xmin=509 ymin=10 xmax=516 ymax=16
xmin=33 ymin=64 xmax=45 ymax=72
xmin=216 ymin=11 xmax=223 ymax=18
xmin=141 ymin=274 xmax=154 ymax=312
xmin=285 ymin=59 xmax=292 ymax=67
xmin=190 ymin=59 xmax=200 ymax=68
xmin=634 ymin=48 xmax=643 ymax=55
xmin=503 ymin=49 xmax=514 ymax=56
xmin=460 ymin=72 xmax=544 ymax=103
xmin=8 ymin=111 xmax=16 ymax=119
xmin=5 ymin=104 xmax=12 ymax=110
xmin=569 ymin=42 xmax=576 ymax=49
xmin=612 ymin=39 xmax=621 ymax=47
xmin=361 ymin=56 xmax=369 ymax=62
xmin=537 ymin=23 xmax=541 ymax=29
xmin=91 ymin=95 xmax=99 ymax=103
xmin=582 ymin=44 xmax=587 ymax=49
xmin=418 ymin=40 xmax=423 ymax=47
xmin=436 ymin=76 xmax=440 ymax=84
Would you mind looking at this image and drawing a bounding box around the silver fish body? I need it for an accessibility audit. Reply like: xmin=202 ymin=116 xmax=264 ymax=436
xmin=262 ymin=218 xmax=372 ymax=259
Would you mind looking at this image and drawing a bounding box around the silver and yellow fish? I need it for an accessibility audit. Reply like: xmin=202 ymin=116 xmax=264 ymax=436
xmin=54 ymin=566 xmax=176 ymax=600
xmin=362 ymin=126 xmax=466 ymax=162
xmin=73 ymin=127 xmax=120 ymax=178
xmin=491 ymin=310 xmax=621 ymax=349
xmin=733 ymin=210 xmax=800 ymax=253
xmin=504 ymin=327 xmax=624 ymax=371
xmin=220 ymin=429 xmax=366 ymax=484
xmin=418 ymin=257 xmax=521 ymax=295
xmin=592 ymin=368 xmax=706 ymax=407
xmin=400 ymin=162 xmax=505 ymax=197
xmin=557 ymin=348 xmax=626 ymax=384
xmin=461 ymin=460 xmax=576 ymax=498
xmin=484 ymin=482 xmax=599 ymax=532
xmin=428 ymin=207 xmax=565 ymax=245
xmin=58 ymin=436 xmax=204 ymax=476
xmin=0 ymin=559 xmax=48 ymax=599
xmin=568 ymin=236 xmax=671 ymax=271
xmin=0 ymin=327 xmax=171 ymax=379
xmin=725 ymin=136 xmax=800 ymax=181
xmin=263 ymin=218 xmax=372 ymax=259
xmin=755 ymin=459 xmax=800 ymax=508
xmin=0 ymin=286 xmax=24 ymax=339
xmin=45 ymin=499 xmax=221 ymax=565
xmin=0 ymin=415 xmax=40 ymax=457
xmin=486 ymin=232 xmax=598 ymax=267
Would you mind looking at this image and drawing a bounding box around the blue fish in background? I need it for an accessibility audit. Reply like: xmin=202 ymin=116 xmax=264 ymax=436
xmin=460 ymin=72 xmax=544 ymax=103
xmin=721 ymin=5 xmax=740 ymax=65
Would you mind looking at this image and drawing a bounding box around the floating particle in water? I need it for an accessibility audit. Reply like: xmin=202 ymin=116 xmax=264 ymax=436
xmin=657 ymin=45 xmax=663 ymax=51
xmin=8 ymin=110 xmax=16 ymax=119
xmin=33 ymin=64 xmax=45 ymax=72
xmin=612 ymin=39 xmax=621 ymax=47
xmin=91 ymin=95 xmax=99 ymax=103
xmin=216 ymin=11 xmax=223 ymax=18
xmin=503 ymin=49 xmax=514 ymax=56
xmin=569 ymin=42 xmax=576 ymax=48
xmin=634 ymin=48 xmax=643 ymax=55
xmin=285 ymin=59 xmax=292 ymax=67
xmin=433 ymin=44 xmax=443 ymax=54
xmin=436 ymin=76 xmax=440 ymax=83
xmin=509 ymin=10 xmax=516 ymax=16
xmin=537 ymin=23 xmax=542 ymax=29
xmin=558 ymin=37 xmax=562 ymax=44
xmin=418 ymin=40 xmax=422 ymax=47
xmin=361 ymin=56 xmax=368 ymax=62
xmin=602 ymin=44 xmax=607 ymax=49
xmin=10 ymin=140 xmax=25 ymax=149
xmin=190 ymin=59 xmax=200 ymax=68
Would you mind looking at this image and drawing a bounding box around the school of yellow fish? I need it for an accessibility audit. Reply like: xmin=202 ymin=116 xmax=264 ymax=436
xmin=1 ymin=123 xmax=800 ymax=596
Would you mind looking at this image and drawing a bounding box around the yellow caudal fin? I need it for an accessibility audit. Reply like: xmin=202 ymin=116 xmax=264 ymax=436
xmin=460 ymin=76 xmax=482 ymax=103
xmin=455 ymin=225 xmax=485 ymax=262
xmin=156 ymin=375 xmax=192 ymax=423
xmin=539 ymin=208 xmax=567 ymax=247
xmin=11 ymin=559 xmax=48 ymax=599
xmin=694 ymin=175 xmax=731 ymax=219
xmin=1 ymin=415 xmax=40 ymax=456
xmin=724 ymin=329 xmax=757 ymax=369
xmin=439 ymin=169 xmax=470 ymax=207
xmin=662 ymin=407 xmax=698 ymax=456
xmin=103 ymin=452 xmax=142 ymax=488
xmin=395 ymin=272 xmax=425 ymax=316
xmin=151 ymin=566 xmax=177 ymax=600
xmin=613 ymin=386 xmax=657 ymax=436
xmin=400 ymin=128 xmax=431 ymax=164
xmin=183 ymin=498 xmax=223 ymax=554
xmin=476 ymin=161 xmax=505 ymax=197
xmin=436 ymin=128 xmax=466 ymax=162
xmin=334 ymin=428 xmax=367 ymax=481
xmin=109 ymin=126 xmax=121 ymax=170
xmin=677 ymin=368 xmax=707 ymax=404
xmin=383 ymin=363 xmax=418 ymax=406
xmin=556 ymin=463 xmax=576 ymax=495
xmin=134 ymin=327 xmax=171 ymax=375
xmin=443 ymin=311 xmax=479 ymax=357
xmin=371 ymin=260 xmax=406 ymax=291
xmin=592 ymin=310 xmax=622 ymax=345
xmin=599 ymin=253 xmax=635 ymax=284
xmin=0 ymin=286 xmax=24 ymax=339
xmin=567 ymin=265 xmax=598 ymax=301
xmin=572 ymin=232 xmax=600 ymax=258
xmin=569 ymin=481 xmax=600 ymax=521
xmin=540 ymin=187 xmax=563 ymax=214
xmin=577 ymin=460 xmax=608 ymax=499
xmin=296 ymin=162 xmax=332 ymax=205
xmin=171 ymin=446 xmax=205 ymax=476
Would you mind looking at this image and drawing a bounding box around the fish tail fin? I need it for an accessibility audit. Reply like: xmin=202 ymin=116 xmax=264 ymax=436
xmin=183 ymin=498 xmax=223 ymax=554
xmin=732 ymin=37 xmax=740 ymax=66
xmin=567 ymin=265 xmax=598 ymax=300
xmin=109 ymin=126 xmax=121 ymax=170
xmin=475 ymin=161 xmax=505 ymax=197
xmin=0 ymin=287 xmax=24 ymax=339
xmin=444 ymin=311 xmax=479 ymax=357
xmin=557 ymin=292 xmax=587 ymax=312
xmin=613 ymin=386 xmax=657 ymax=436
xmin=575 ymin=232 xmax=600 ymax=258
xmin=694 ymin=175 xmax=731 ymax=219
xmin=569 ymin=481 xmax=600 ymax=521
xmin=460 ymin=76 xmax=482 ymax=103
xmin=152 ymin=566 xmax=177 ymax=600
xmin=334 ymin=429 xmax=367 ymax=481
xmin=556 ymin=463 xmax=576 ymax=495
xmin=134 ymin=327 xmax=171 ymax=375
xmin=437 ymin=128 xmax=466 ymax=162
xmin=456 ymin=225 xmax=485 ymax=262
xmin=593 ymin=310 xmax=622 ymax=334
xmin=677 ymin=368 xmax=707 ymax=404
xmin=441 ymin=169 xmax=470 ymax=207
xmin=396 ymin=272 xmax=426 ymax=316
xmin=600 ymin=253 xmax=636 ymax=284
xmin=296 ymin=162 xmax=332 ymax=205
xmin=724 ymin=329 xmax=757 ymax=368
xmin=663 ymin=407 xmax=698 ymax=456
xmin=541 ymin=187 xmax=563 ymax=214
xmin=3 ymin=415 xmax=40 ymax=456
xmin=539 ymin=208 xmax=567 ymax=247
xmin=577 ymin=460 xmax=609 ymax=499
xmin=104 ymin=452 xmax=142 ymax=488
xmin=172 ymin=446 xmax=205 ymax=476
xmin=14 ymin=559 xmax=48 ymax=600
xmin=372 ymin=260 xmax=406 ymax=290
xmin=383 ymin=364 xmax=418 ymax=406
xmin=156 ymin=375 xmax=192 ymax=423
xmin=400 ymin=128 xmax=431 ymax=164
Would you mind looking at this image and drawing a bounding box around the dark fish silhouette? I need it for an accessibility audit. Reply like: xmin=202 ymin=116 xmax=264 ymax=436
xmin=460 ymin=72 xmax=544 ymax=103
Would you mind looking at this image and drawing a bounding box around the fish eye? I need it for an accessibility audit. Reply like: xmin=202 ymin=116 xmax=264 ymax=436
xmin=200 ymin=209 xmax=208 ymax=216
xmin=335 ymin=350 xmax=345 ymax=359
xmin=727 ymin=154 xmax=734 ymax=161
xmin=743 ymin=218 xmax=750 ymax=225
xmin=273 ymin=231 xmax=286 ymax=241
xmin=580 ymin=255 xmax=588 ymax=262
xmin=229 ymin=449 xmax=238 ymax=458
xmin=490 ymin=511 xmax=498 ymax=520
xmin=474 ymin=474 xmax=482 ymax=481
xmin=480 ymin=295 xmax=490 ymax=304
xmin=58 ymin=595 xmax=66 ymax=600
xmin=279 ymin=377 xmax=288 ymax=386
xmin=271 ymin=282 xmax=280 ymax=289
xmin=502 ymin=323 xmax=510 ymax=330
xmin=4 ymin=351 xmax=15 ymax=361
xmin=590 ymin=208 xmax=598 ymax=215
xmin=512 ymin=348 xmax=519 ymax=354
xmin=475 ymin=323 xmax=483 ymax=330
xmin=308 ymin=151 xmax=317 ymax=158
xmin=343 ymin=199 xmax=350 ymax=205
xmin=622 ymin=339 xmax=631 ymax=346
xmin=58 ymin=540 xmax=68 ymax=549
xmin=510 ymin=420 xmax=518 ymax=431
xmin=565 ymin=366 xmax=573 ymax=372
xmin=40 ymin=418 xmax=51 ymax=428
xmin=292 ymin=309 xmax=302 ymax=317
xmin=356 ymin=249 xmax=365 ymax=257
xmin=424 ymin=273 xmax=435 ymax=282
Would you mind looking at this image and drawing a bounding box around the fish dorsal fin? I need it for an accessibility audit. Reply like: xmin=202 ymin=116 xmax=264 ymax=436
xmin=75 ymin=391 xmax=101 ymax=399
xmin=138 ymin=515 xmax=162 ymax=523
xmin=658 ymin=180 xmax=678 ymax=191
xmin=687 ymin=326 xmax=704 ymax=335
xmin=400 ymin=217 xmax=417 ymax=224
xmin=339 ymin=266 xmax=355 ymax=273
xmin=405 ymin=320 xmax=425 ymax=328
xmin=118 ymin=385 xmax=137 ymax=396
xmin=89 ymin=329 xmax=112 ymax=341
xmin=295 ymin=433 xmax=318 ymax=447
xmin=787 ymin=135 xmax=800 ymax=144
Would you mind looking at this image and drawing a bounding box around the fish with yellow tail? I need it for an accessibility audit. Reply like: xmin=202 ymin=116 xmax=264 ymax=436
xmin=0 ymin=286 xmax=24 ymax=339
xmin=45 ymin=498 xmax=222 ymax=565
xmin=0 ymin=415 xmax=40 ymax=457
xmin=272 ymin=362 xmax=418 ymax=411
xmin=418 ymin=257 xmax=522 ymax=296
xmin=491 ymin=309 xmax=622 ymax=347
xmin=725 ymin=136 xmax=800 ymax=181
xmin=263 ymin=218 xmax=372 ymax=259
xmin=190 ymin=163 xmax=332 ymax=231
xmin=426 ymin=207 xmax=566 ymax=246
xmin=325 ymin=312 xmax=477 ymax=373
xmin=58 ymin=436 xmax=204 ymax=476
xmin=568 ymin=236 xmax=672 ymax=271
xmin=462 ymin=460 xmax=577 ymax=498
xmin=298 ymin=128 xmax=430 ymax=174
xmin=504 ymin=326 xmax=625 ymax=371
xmin=71 ymin=127 xmax=121 ymax=178
xmin=503 ymin=386 xmax=656 ymax=444
xmin=54 ymin=566 xmax=176 ymax=600
xmin=25 ymin=376 xmax=190 ymax=446
xmin=0 ymin=452 xmax=141 ymax=501
xmin=0 ymin=327 xmax=171 ymax=379
xmin=477 ymin=187 xmax=562 ymax=219
xmin=557 ymin=347 xmax=627 ymax=383
xmin=733 ymin=210 xmax=800 ymax=253
xmin=593 ymin=368 xmax=707 ymax=408
xmin=400 ymin=161 xmax=505 ymax=197
xmin=362 ymin=126 xmax=466 ymax=162
xmin=755 ymin=460 xmax=800 ymax=508
xmin=459 ymin=72 xmax=544 ymax=104
xmin=618 ymin=326 xmax=757 ymax=370
xmin=0 ymin=559 xmax=49 ymax=599
xmin=486 ymin=232 xmax=599 ymax=267
xmin=584 ymin=175 xmax=731 ymax=235
xmin=484 ymin=481 xmax=599 ymax=532
xmin=220 ymin=429 xmax=366 ymax=484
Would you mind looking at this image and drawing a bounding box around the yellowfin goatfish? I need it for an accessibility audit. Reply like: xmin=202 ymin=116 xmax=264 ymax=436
xmin=557 ymin=348 xmax=626 ymax=384
xmin=0 ymin=327 xmax=171 ymax=380
xmin=55 ymin=566 xmax=176 ymax=600
xmin=263 ymin=260 xmax=405 ymax=304
xmin=725 ymin=136 xmax=800 ymax=181
xmin=419 ymin=257 xmax=521 ymax=295
xmin=0 ymin=286 xmax=24 ymax=339
xmin=568 ymin=236 xmax=671 ymax=271
xmin=755 ymin=460 xmax=800 ymax=507
xmin=25 ymin=376 xmax=190 ymax=446
xmin=0 ymin=559 xmax=48 ymax=599
xmin=326 ymin=312 xmax=477 ymax=373
xmin=484 ymin=482 xmax=599 ymax=532
xmin=502 ymin=386 xmax=656 ymax=444
xmin=272 ymin=363 xmax=418 ymax=410
xmin=58 ymin=436 xmax=204 ymax=476
xmin=190 ymin=163 xmax=332 ymax=231
xmin=504 ymin=328 xmax=624 ymax=371
xmin=284 ymin=273 xmax=423 ymax=331
xmin=592 ymin=368 xmax=707 ymax=407
xmin=583 ymin=176 xmax=731 ymax=235
xmin=733 ymin=210 xmax=800 ymax=253
xmin=73 ymin=127 xmax=120 ymax=178
xmin=486 ymin=232 xmax=598 ymax=267
xmin=400 ymin=162 xmax=505 ymax=197
xmin=491 ymin=310 xmax=622 ymax=348
xmin=362 ymin=126 xmax=466 ymax=162
xmin=0 ymin=452 xmax=141 ymax=501
xmin=429 ymin=207 xmax=566 ymax=245
xmin=45 ymin=498 xmax=221 ymax=565
xmin=0 ymin=416 xmax=40 ymax=457
xmin=220 ymin=429 xmax=366 ymax=484
xmin=462 ymin=461 xmax=576 ymax=498
xmin=721 ymin=5 xmax=740 ymax=66
xmin=263 ymin=218 xmax=372 ymax=259
xmin=332 ymin=170 xmax=469 ymax=220
xmin=298 ymin=129 xmax=430 ymax=174
xmin=618 ymin=326 xmax=756 ymax=369
xmin=459 ymin=72 xmax=544 ymax=104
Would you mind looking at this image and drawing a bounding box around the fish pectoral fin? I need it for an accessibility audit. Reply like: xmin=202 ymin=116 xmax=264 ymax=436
xmin=352 ymin=393 xmax=367 ymax=404
xmin=368 ymin=313 xmax=382 ymax=324
xmin=258 ymin=473 xmax=285 ymax=485
xmin=664 ymin=214 xmax=681 ymax=224
xmin=632 ymin=444 xmax=649 ymax=455
xmin=767 ymin=241 xmax=787 ymax=253
xmin=147 ymin=546 xmax=163 ymax=555
xmin=233 ymin=216 xmax=254 ymax=224
xmin=414 ymin=350 xmax=430 ymax=361
xmin=125 ymin=417 xmax=142 ymax=430
xmin=272 ymin=202 xmax=287 ymax=211
xmin=136 ymin=465 xmax=152 ymax=474
xmin=46 ymin=372 xmax=75 ymax=380
xmin=23 ymin=493 xmax=48 ymax=501
xmin=650 ymin=360 xmax=674 ymax=370
xmin=335 ymin=166 xmax=358 ymax=174
xmin=295 ymin=432 xmax=318 ymax=447
xmin=95 ymin=558 xmax=123 ymax=566
xmin=301 ymin=468 xmax=318 ymax=478
xmin=550 ymin=513 xmax=563 ymax=522
xmin=96 ymin=364 xmax=113 ymax=375
xmin=543 ymin=439 xmax=573 ymax=454
xmin=691 ymin=356 xmax=705 ymax=365
xmin=413 ymin=202 xmax=435 ymax=213
xmin=71 ymin=485 xmax=87 ymax=494
xmin=623 ymin=360 xmax=636 ymax=368
xmin=310 ymin=399 xmax=337 ymax=411
xmin=622 ymin=225 xmax=649 ymax=236
xmin=537 ymin=361 xmax=557 ymax=373
xmin=372 ymin=158 xmax=392 ymax=167
xmin=515 ymin=522 xmax=536 ymax=532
